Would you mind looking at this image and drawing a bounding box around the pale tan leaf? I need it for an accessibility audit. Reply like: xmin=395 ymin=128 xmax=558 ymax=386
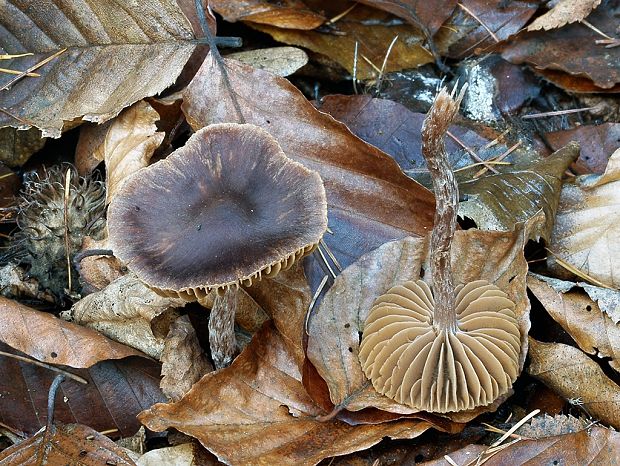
xmin=102 ymin=101 xmax=164 ymax=203
xmin=137 ymin=443 xmax=197 ymax=466
xmin=0 ymin=296 xmax=142 ymax=368
xmin=528 ymin=338 xmax=620 ymax=429
xmin=307 ymin=214 xmax=539 ymax=422
xmin=226 ymin=46 xmax=308 ymax=76
xmin=549 ymin=148 xmax=620 ymax=289
xmin=527 ymin=0 xmax=602 ymax=31
xmin=139 ymin=323 xmax=432 ymax=466
xmin=160 ymin=315 xmax=212 ymax=401
xmin=0 ymin=423 xmax=136 ymax=465
xmin=528 ymin=275 xmax=620 ymax=373
xmin=0 ymin=1 xmax=197 ymax=137
xmin=62 ymin=275 xmax=185 ymax=359
xmin=516 ymin=413 xmax=590 ymax=438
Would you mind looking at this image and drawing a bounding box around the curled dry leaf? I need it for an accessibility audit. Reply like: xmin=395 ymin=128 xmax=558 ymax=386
xmin=62 ymin=275 xmax=185 ymax=359
xmin=226 ymin=46 xmax=309 ymax=77
xmin=140 ymin=323 xmax=432 ymax=466
xmin=549 ymin=147 xmax=620 ymax=289
xmin=528 ymin=338 xmax=620 ymax=429
xmin=528 ymin=275 xmax=620 ymax=373
xmin=253 ymin=5 xmax=436 ymax=79
xmin=210 ymin=0 xmax=325 ymax=29
xmin=0 ymin=0 xmax=197 ymax=137
xmin=0 ymin=296 xmax=142 ymax=368
xmin=160 ymin=315 xmax=212 ymax=401
xmin=459 ymin=142 xmax=579 ymax=241
xmin=182 ymin=54 xmax=435 ymax=288
xmin=0 ymin=423 xmax=136 ymax=466
xmin=527 ymin=0 xmax=602 ymax=31
xmin=0 ymin=343 xmax=164 ymax=437
xmin=101 ymin=101 xmax=164 ymax=203
xmin=307 ymin=214 xmax=537 ymax=421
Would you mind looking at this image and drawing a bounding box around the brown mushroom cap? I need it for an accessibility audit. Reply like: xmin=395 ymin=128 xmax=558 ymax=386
xmin=359 ymin=280 xmax=520 ymax=413
xmin=107 ymin=123 xmax=327 ymax=299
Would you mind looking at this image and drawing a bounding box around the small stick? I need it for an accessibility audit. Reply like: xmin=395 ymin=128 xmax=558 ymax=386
xmin=63 ymin=168 xmax=72 ymax=292
xmin=0 ymin=350 xmax=88 ymax=384
xmin=46 ymin=374 xmax=66 ymax=431
xmin=458 ymin=2 xmax=499 ymax=42
xmin=473 ymin=141 xmax=521 ymax=178
xmin=521 ymin=107 xmax=596 ymax=119
xmin=306 ymin=275 xmax=329 ymax=335
xmin=447 ymin=130 xmax=499 ymax=174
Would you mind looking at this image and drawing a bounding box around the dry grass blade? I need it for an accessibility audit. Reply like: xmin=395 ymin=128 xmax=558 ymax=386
xmin=546 ymin=248 xmax=616 ymax=289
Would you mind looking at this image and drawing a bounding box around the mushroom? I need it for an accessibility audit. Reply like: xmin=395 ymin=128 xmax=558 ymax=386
xmin=108 ymin=123 xmax=327 ymax=368
xmin=358 ymin=88 xmax=521 ymax=413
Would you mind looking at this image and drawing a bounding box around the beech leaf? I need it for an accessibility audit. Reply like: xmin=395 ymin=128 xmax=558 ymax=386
xmin=527 ymin=0 xmax=602 ymax=31
xmin=140 ymin=323 xmax=432 ymax=465
xmin=0 ymin=0 xmax=197 ymax=137
xmin=549 ymin=147 xmax=620 ymax=289
xmin=528 ymin=338 xmax=620 ymax=429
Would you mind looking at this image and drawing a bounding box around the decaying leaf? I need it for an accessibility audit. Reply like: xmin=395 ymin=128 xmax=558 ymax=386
xmin=226 ymin=46 xmax=309 ymax=76
xmin=549 ymin=147 xmax=620 ymax=289
xmin=428 ymin=423 xmax=620 ymax=465
xmin=0 ymin=344 xmax=164 ymax=437
xmin=528 ymin=275 xmax=620 ymax=372
xmin=253 ymin=5 xmax=435 ymax=79
xmin=528 ymin=338 xmax=620 ymax=429
xmin=0 ymin=423 xmax=136 ymax=465
xmin=527 ymin=0 xmax=602 ymax=31
xmin=0 ymin=296 xmax=142 ymax=368
xmin=182 ymin=54 xmax=436 ymax=290
xmin=459 ymin=142 xmax=579 ymax=240
xmin=0 ymin=0 xmax=199 ymax=137
xmin=516 ymin=413 xmax=591 ymax=438
xmin=210 ymin=0 xmax=325 ymax=29
xmin=160 ymin=315 xmax=212 ymax=401
xmin=546 ymin=123 xmax=620 ymax=175
xmin=502 ymin=1 xmax=620 ymax=90
xmin=62 ymin=275 xmax=185 ymax=359
xmin=140 ymin=323 xmax=432 ymax=466
xmin=307 ymin=214 xmax=537 ymax=422
xmin=0 ymin=263 xmax=54 ymax=303
xmin=99 ymin=101 xmax=165 ymax=203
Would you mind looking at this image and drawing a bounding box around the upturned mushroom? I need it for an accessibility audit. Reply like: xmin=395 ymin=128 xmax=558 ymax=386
xmin=358 ymin=88 xmax=521 ymax=413
xmin=108 ymin=123 xmax=328 ymax=368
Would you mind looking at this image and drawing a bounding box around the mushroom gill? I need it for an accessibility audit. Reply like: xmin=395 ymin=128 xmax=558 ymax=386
xmin=358 ymin=279 xmax=520 ymax=413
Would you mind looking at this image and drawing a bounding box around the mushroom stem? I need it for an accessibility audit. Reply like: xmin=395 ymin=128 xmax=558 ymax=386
xmin=421 ymin=87 xmax=466 ymax=333
xmin=208 ymin=287 xmax=239 ymax=369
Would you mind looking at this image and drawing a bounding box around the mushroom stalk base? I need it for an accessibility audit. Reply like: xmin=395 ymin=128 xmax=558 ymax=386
xmin=209 ymin=287 xmax=238 ymax=369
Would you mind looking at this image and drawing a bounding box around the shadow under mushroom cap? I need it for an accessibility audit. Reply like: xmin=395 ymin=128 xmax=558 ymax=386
xmin=107 ymin=123 xmax=328 ymax=298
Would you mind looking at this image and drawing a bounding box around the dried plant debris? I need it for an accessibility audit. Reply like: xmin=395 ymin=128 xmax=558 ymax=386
xmin=527 ymin=0 xmax=602 ymax=31
xmin=4 ymin=165 xmax=106 ymax=300
xmin=548 ymin=147 xmax=620 ymax=289
xmin=225 ymin=47 xmax=309 ymax=76
xmin=515 ymin=414 xmax=591 ymax=439
xmin=0 ymin=263 xmax=54 ymax=303
xmin=62 ymin=274 xmax=185 ymax=359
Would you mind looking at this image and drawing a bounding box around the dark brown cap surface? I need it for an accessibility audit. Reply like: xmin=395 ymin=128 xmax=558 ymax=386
xmin=108 ymin=123 xmax=327 ymax=298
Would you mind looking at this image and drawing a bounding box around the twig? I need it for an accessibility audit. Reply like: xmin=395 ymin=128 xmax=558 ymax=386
xmin=46 ymin=374 xmax=66 ymax=431
xmin=352 ymin=41 xmax=359 ymax=95
xmin=327 ymin=3 xmax=357 ymax=24
xmin=375 ymin=35 xmax=399 ymax=94
xmin=63 ymin=168 xmax=72 ymax=293
xmin=447 ymin=130 xmax=499 ymax=174
xmin=473 ymin=141 xmax=521 ymax=178
xmin=0 ymin=48 xmax=66 ymax=92
xmin=320 ymin=238 xmax=342 ymax=272
xmin=0 ymin=350 xmax=88 ymax=384
xmin=546 ymin=248 xmax=615 ymax=289
xmin=306 ymin=275 xmax=329 ymax=335
xmin=522 ymin=107 xmax=596 ymax=119
xmin=315 ymin=244 xmax=337 ymax=280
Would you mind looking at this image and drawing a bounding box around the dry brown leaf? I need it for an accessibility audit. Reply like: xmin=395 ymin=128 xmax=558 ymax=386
xmin=252 ymin=5 xmax=435 ymax=79
xmin=140 ymin=323 xmax=432 ymax=465
xmin=516 ymin=413 xmax=590 ymax=438
xmin=0 ymin=296 xmax=142 ymax=368
xmin=549 ymin=148 xmax=620 ymax=289
xmin=62 ymin=274 xmax=185 ymax=359
xmin=97 ymin=101 xmax=165 ymax=203
xmin=0 ymin=127 xmax=45 ymax=168
xmin=528 ymin=338 xmax=620 ymax=429
xmin=528 ymin=275 xmax=620 ymax=373
xmin=182 ymin=54 xmax=435 ymax=291
xmin=502 ymin=2 xmax=620 ymax=90
xmin=307 ymin=215 xmax=542 ymax=422
xmin=426 ymin=424 xmax=620 ymax=465
xmin=210 ymin=0 xmax=325 ymax=29
xmin=137 ymin=443 xmax=199 ymax=466
xmin=527 ymin=0 xmax=602 ymax=31
xmin=160 ymin=315 xmax=212 ymax=401
xmin=226 ymin=46 xmax=309 ymax=77
xmin=307 ymin=214 xmax=538 ymax=422
xmin=0 ymin=1 xmax=197 ymax=137
xmin=0 ymin=423 xmax=136 ymax=465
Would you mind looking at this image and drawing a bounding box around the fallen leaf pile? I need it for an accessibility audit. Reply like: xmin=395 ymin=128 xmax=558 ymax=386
xmin=0 ymin=0 xmax=619 ymax=463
